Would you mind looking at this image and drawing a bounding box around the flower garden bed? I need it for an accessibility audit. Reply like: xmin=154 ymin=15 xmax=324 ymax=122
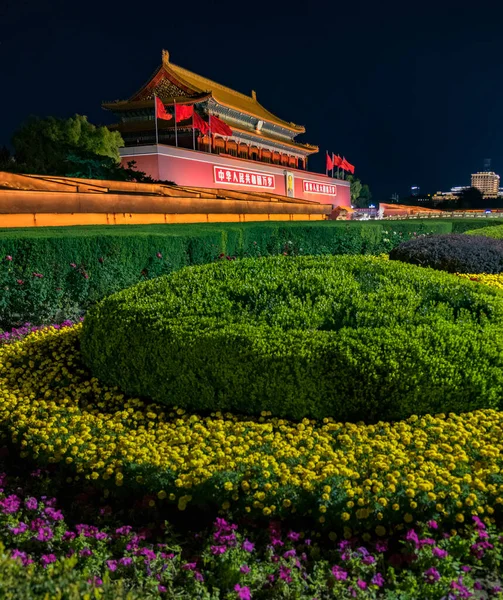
xmin=2 ymin=324 xmax=503 ymax=535
xmin=2 ymin=223 xmax=503 ymax=597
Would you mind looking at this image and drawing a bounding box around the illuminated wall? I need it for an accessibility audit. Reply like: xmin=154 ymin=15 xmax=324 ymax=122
xmin=121 ymin=145 xmax=352 ymax=208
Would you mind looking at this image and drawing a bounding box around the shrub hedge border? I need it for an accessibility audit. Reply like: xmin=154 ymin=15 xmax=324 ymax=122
xmin=0 ymin=219 xmax=500 ymax=329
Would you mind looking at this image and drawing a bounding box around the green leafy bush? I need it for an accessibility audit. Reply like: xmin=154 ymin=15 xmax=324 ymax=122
xmin=0 ymin=221 xmax=448 ymax=330
xmin=81 ymin=255 xmax=503 ymax=422
xmin=466 ymin=224 xmax=503 ymax=239
xmin=389 ymin=234 xmax=503 ymax=274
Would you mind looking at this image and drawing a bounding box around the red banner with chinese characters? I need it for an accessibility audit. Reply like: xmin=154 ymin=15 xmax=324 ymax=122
xmin=303 ymin=180 xmax=337 ymax=196
xmin=214 ymin=166 xmax=275 ymax=189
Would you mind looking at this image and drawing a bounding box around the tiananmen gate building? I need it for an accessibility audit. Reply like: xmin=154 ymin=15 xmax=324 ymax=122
xmin=103 ymin=50 xmax=350 ymax=209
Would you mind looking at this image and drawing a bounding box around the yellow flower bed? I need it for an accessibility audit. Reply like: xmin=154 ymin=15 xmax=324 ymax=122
xmin=456 ymin=273 xmax=503 ymax=290
xmin=1 ymin=325 xmax=503 ymax=532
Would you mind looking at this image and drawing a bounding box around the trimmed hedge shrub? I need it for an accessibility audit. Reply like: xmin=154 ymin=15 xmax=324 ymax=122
xmin=450 ymin=219 xmax=503 ymax=233
xmin=389 ymin=233 xmax=503 ymax=274
xmin=0 ymin=220 xmax=449 ymax=330
xmin=466 ymin=224 xmax=503 ymax=239
xmin=81 ymin=255 xmax=503 ymax=422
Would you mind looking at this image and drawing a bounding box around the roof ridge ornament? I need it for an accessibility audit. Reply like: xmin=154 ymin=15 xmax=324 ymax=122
xmin=251 ymin=90 xmax=257 ymax=100
xmin=162 ymin=49 xmax=170 ymax=66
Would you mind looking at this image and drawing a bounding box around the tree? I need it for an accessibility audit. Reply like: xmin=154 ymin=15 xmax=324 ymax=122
xmin=457 ymin=187 xmax=484 ymax=209
xmin=347 ymin=174 xmax=362 ymax=205
xmin=346 ymin=174 xmax=373 ymax=208
xmin=11 ymin=114 xmax=124 ymax=176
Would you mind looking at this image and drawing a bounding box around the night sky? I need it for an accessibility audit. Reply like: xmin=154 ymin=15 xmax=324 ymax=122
xmin=1 ymin=0 xmax=502 ymax=200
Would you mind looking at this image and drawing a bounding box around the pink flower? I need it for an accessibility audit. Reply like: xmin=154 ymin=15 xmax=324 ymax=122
xmin=424 ymin=567 xmax=440 ymax=583
xmin=332 ymin=565 xmax=348 ymax=580
xmin=357 ymin=580 xmax=367 ymax=590
xmin=234 ymin=584 xmax=251 ymax=600
xmin=70 ymin=263 xmax=77 ymax=268
xmin=107 ymin=560 xmax=118 ymax=571
xmin=279 ymin=566 xmax=292 ymax=583
xmin=427 ymin=520 xmax=438 ymax=529
xmin=372 ymin=573 xmax=385 ymax=587
xmin=98 ymin=257 xmax=104 ymax=263
xmin=240 ymin=565 xmax=250 ymax=574
xmin=182 ymin=562 xmax=197 ymax=571
xmin=119 ymin=557 xmax=133 ymax=567
xmin=5 ymin=255 xmax=12 ymax=261
xmin=432 ymin=547 xmax=448 ymax=559
xmin=16 ymin=279 xmax=23 ymax=285
xmin=242 ymin=539 xmax=254 ymax=552
xmin=158 ymin=585 xmax=167 ymax=593
xmin=287 ymin=531 xmax=300 ymax=541
xmin=40 ymin=553 xmax=57 ymax=567
xmin=25 ymin=497 xmax=37 ymax=510
xmin=156 ymin=252 xmax=162 ymax=258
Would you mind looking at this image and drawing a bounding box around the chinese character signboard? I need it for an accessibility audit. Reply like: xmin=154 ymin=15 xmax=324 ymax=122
xmin=303 ymin=180 xmax=337 ymax=196
xmin=213 ymin=166 xmax=275 ymax=190
xmin=285 ymin=171 xmax=295 ymax=197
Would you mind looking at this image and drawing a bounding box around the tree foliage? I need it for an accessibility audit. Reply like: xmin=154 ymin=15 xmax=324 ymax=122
xmin=346 ymin=175 xmax=372 ymax=207
xmin=458 ymin=186 xmax=485 ymax=209
xmin=12 ymin=115 xmax=123 ymax=175
xmin=2 ymin=114 xmax=167 ymax=183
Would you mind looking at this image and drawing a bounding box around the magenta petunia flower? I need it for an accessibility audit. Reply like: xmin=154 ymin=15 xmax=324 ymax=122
xmin=372 ymin=573 xmax=385 ymax=587
xmin=25 ymin=497 xmax=38 ymax=510
xmin=40 ymin=553 xmax=57 ymax=567
xmin=240 ymin=565 xmax=250 ymax=574
xmin=432 ymin=547 xmax=448 ymax=559
xmin=332 ymin=565 xmax=348 ymax=581
xmin=242 ymin=539 xmax=254 ymax=552
xmin=424 ymin=567 xmax=440 ymax=584
xmin=234 ymin=584 xmax=251 ymax=600
xmin=107 ymin=560 xmax=118 ymax=572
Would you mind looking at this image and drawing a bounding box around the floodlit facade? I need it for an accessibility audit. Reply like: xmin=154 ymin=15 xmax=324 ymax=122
xmin=471 ymin=172 xmax=500 ymax=197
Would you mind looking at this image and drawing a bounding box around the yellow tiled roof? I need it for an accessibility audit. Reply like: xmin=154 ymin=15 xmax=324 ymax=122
xmin=165 ymin=55 xmax=305 ymax=134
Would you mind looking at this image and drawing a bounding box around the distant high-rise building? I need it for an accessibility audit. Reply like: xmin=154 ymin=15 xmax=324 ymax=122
xmin=411 ymin=186 xmax=420 ymax=196
xmin=483 ymin=158 xmax=492 ymax=172
xmin=471 ymin=171 xmax=500 ymax=197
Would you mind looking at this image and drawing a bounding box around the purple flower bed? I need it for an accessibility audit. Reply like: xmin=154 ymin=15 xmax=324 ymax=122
xmin=0 ymin=452 xmax=502 ymax=598
xmin=0 ymin=318 xmax=83 ymax=345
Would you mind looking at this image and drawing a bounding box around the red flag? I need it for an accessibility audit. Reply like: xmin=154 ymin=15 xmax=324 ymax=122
xmin=175 ymin=103 xmax=194 ymax=122
xmin=326 ymin=152 xmax=333 ymax=171
xmin=193 ymin=112 xmax=209 ymax=135
xmin=155 ymin=97 xmax=172 ymax=121
xmin=340 ymin=158 xmax=350 ymax=171
xmin=209 ymin=115 xmax=233 ymax=136
xmin=332 ymin=154 xmax=342 ymax=167
xmin=346 ymin=160 xmax=355 ymax=174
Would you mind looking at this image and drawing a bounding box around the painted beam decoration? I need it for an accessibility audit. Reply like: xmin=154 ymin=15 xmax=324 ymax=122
xmin=214 ymin=166 xmax=275 ymax=189
xmin=303 ymin=180 xmax=337 ymax=196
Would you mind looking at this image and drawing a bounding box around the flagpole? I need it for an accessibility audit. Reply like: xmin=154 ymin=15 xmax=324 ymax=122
xmin=325 ymin=151 xmax=328 ymax=176
xmin=154 ymin=94 xmax=159 ymax=146
xmin=209 ymin=114 xmax=212 ymax=154
xmin=174 ymin=100 xmax=178 ymax=148
xmin=192 ymin=109 xmax=196 ymax=150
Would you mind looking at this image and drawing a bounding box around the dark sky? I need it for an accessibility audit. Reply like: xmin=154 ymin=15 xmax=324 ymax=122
xmin=1 ymin=0 xmax=502 ymax=200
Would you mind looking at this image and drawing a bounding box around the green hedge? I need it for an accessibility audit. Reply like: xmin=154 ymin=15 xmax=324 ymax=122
xmin=81 ymin=255 xmax=503 ymax=422
xmin=450 ymin=219 xmax=503 ymax=233
xmin=0 ymin=220 xmax=451 ymax=329
xmin=466 ymin=224 xmax=503 ymax=239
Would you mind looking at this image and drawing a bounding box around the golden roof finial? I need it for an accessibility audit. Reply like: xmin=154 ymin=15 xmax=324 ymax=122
xmin=251 ymin=90 xmax=257 ymax=100
xmin=162 ymin=49 xmax=170 ymax=66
